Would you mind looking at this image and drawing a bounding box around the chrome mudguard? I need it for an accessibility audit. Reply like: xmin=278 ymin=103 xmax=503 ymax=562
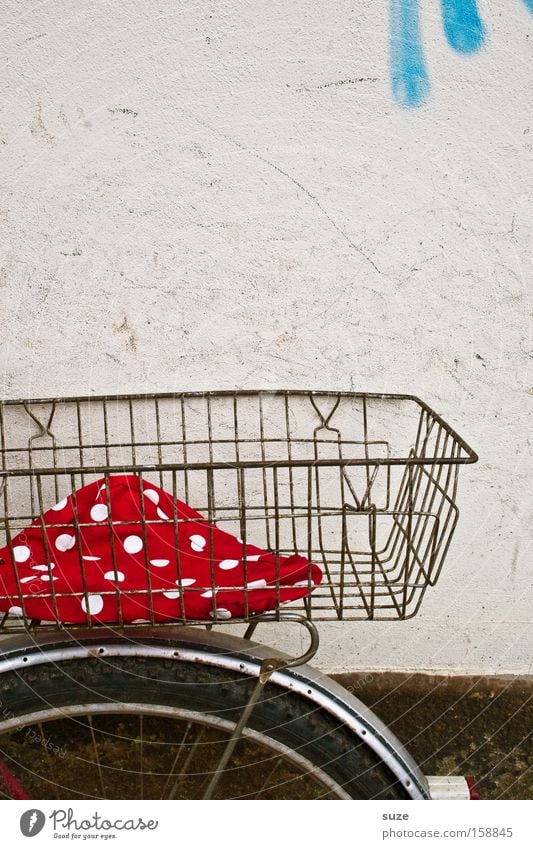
xmin=0 ymin=627 xmax=430 ymax=799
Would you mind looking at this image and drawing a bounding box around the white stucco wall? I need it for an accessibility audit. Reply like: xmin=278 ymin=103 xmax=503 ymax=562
xmin=0 ymin=1 xmax=531 ymax=675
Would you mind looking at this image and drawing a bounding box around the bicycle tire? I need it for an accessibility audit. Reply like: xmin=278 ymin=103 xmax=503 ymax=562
xmin=0 ymin=654 xmax=410 ymax=800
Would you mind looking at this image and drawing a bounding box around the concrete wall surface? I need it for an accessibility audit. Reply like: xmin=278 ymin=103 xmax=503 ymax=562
xmin=0 ymin=1 xmax=531 ymax=674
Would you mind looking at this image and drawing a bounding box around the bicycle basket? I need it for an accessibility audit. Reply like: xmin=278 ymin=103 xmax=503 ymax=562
xmin=0 ymin=391 xmax=477 ymax=629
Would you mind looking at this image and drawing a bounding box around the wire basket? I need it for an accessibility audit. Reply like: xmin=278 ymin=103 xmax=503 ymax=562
xmin=0 ymin=391 xmax=477 ymax=628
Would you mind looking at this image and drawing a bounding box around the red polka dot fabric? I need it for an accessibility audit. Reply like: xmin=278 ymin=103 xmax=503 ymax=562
xmin=0 ymin=475 xmax=322 ymax=624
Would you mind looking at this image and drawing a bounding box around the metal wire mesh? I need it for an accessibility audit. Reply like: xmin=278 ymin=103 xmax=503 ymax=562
xmin=0 ymin=391 xmax=477 ymax=629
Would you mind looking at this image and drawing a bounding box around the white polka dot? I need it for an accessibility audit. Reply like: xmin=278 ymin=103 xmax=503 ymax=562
xmin=82 ymin=555 xmax=101 ymax=561
xmin=81 ymin=594 xmax=104 ymax=615
xmin=179 ymin=578 xmax=196 ymax=587
xmin=219 ymin=559 xmax=239 ymax=570
xmin=144 ymin=489 xmax=159 ymax=505
xmin=40 ymin=574 xmax=56 ymax=582
xmin=291 ymin=580 xmax=315 ymax=588
xmin=90 ymin=503 xmax=108 ymax=522
xmin=8 ymin=606 xmax=23 ymax=616
xmin=209 ymin=608 xmax=232 ymax=620
xmin=200 ymin=589 xmax=215 ymax=598
xmin=189 ymin=534 xmax=206 ymax=552
xmin=104 ymin=570 xmax=125 ymax=582
xmin=246 ymin=579 xmax=267 ymax=589
xmin=124 ymin=535 xmax=143 ymax=554
xmin=51 ymin=497 xmax=68 ymax=512
xmin=163 ymin=589 xmax=181 ymax=599
xmin=157 ymin=507 xmax=170 ymax=521
xmin=20 ymin=576 xmax=36 ymax=584
xmin=13 ymin=545 xmax=30 ymax=563
xmin=244 ymin=554 xmax=261 ymax=562
xmin=32 ymin=563 xmax=54 ymax=571
xmin=55 ymin=534 xmax=76 ymax=552
xmin=150 ymin=559 xmax=170 ymax=568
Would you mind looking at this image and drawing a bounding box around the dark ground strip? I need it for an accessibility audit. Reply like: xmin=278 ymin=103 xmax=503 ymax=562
xmin=334 ymin=672 xmax=532 ymax=800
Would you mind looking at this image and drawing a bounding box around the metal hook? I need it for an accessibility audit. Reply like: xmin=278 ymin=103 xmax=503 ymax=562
xmin=241 ymin=611 xmax=320 ymax=669
xmin=342 ymin=463 xmax=381 ymax=512
xmin=23 ymin=402 xmax=57 ymax=448
xmin=309 ymin=393 xmax=341 ymax=431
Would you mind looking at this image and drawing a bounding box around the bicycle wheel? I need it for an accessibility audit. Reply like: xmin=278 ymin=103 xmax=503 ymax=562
xmin=0 ymin=654 xmax=410 ymax=800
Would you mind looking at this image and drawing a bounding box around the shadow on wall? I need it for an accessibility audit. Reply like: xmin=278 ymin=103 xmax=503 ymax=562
xmin=390 ymin=0 xmax=531 ymax=108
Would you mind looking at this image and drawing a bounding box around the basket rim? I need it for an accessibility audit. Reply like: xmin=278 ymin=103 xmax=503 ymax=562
xmin=0 ymin=389 xmax=479 ymax=469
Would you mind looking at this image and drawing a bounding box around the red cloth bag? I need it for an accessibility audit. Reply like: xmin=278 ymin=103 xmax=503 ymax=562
xmin=0 ymin=475 xmax=321 ymax=624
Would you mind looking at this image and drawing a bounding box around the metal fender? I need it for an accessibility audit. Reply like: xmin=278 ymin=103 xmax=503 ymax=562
xmin=0 ymin=626 xmax=430 ymax=799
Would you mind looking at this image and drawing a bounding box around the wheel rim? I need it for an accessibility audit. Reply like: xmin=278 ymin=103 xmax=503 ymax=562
xmin=0 ymin=704 xmax=350 ymax=800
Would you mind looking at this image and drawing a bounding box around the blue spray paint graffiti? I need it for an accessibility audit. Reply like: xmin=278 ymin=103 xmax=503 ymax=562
xmin=441 ymin=0 xmax=485 ymax=54
xmin=390 ymin=0 xmax=430 ymax=108
xmin=391 ymin=0 xmax=532 ymax=107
